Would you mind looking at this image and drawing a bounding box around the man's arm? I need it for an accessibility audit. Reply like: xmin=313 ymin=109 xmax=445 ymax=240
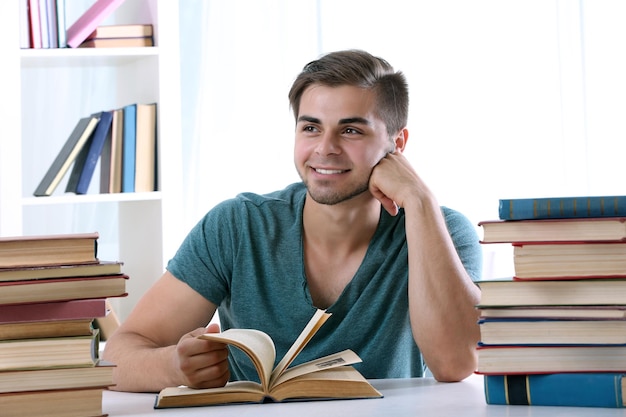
xmin=369 ymin=152 xmax=481 ymax=382
xmin=102 ymin=271 xmax=230 ymax=392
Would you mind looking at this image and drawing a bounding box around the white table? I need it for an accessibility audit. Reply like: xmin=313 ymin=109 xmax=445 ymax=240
xmin=103 ymin=373 xmax=626 ymax=416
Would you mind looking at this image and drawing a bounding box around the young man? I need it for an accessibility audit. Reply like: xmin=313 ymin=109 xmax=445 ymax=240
xmin=103 ymin=49 xmax=482 ymax=392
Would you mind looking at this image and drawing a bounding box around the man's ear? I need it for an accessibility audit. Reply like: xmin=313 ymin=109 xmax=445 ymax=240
xmin=394 ymin=128 xmax=409 ymax=152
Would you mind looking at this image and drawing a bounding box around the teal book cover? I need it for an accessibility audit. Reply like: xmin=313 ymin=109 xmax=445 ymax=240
xmin=484 ymin=373 xmax=626 ymax=408
xmin=499 ymin=196 xmax=626 ymax=220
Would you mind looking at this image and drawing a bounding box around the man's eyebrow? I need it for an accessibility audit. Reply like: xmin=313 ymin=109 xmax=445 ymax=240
xmin=297 ymin=115 xmax=372 ymax=126
xmin=338 ymin=117 xmax=371 ymax=126
xmin=297 ymin=115 xmax=320 ymax=124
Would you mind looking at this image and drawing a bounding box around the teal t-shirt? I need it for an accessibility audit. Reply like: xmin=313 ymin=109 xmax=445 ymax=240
xmin=167 ymin=182 xmax=482 ymax=382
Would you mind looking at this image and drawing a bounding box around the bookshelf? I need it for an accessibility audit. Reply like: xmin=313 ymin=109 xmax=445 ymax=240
xmin=0 ymin=0 xmax=185 ymax=321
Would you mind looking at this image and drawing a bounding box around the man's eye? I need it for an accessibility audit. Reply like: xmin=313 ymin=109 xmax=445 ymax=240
xmin=344 ymin=128 xmax=360 ymax=135
xmin=303 ymin=125 xmax=318 ymax=132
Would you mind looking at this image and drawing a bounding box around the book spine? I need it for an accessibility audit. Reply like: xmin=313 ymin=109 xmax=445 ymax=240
xmin=499 ymin=196 xmax=626 ymax=220
xmin=484 ymin=373 xmax=625 ymax=407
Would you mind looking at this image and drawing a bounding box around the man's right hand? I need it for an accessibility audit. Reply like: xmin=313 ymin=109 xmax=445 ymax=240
xmin=175 ymin=323 xmax=230 ymax=389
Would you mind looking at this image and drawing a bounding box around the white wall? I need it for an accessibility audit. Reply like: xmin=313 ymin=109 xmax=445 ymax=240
xmin=178 ymin=0 xmax=626 ymax=279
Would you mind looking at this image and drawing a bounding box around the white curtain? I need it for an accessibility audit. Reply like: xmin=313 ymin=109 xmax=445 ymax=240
xmin=178 ymin=0 xmax=626 ymax=279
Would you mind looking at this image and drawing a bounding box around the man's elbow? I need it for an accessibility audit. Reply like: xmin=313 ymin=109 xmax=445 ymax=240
xmin=427 ymin=350 xmax=477 ymax=382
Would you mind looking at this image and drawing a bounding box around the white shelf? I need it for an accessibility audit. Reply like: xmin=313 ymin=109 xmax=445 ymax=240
xmin=23 ymin=192 xmax=163 ymax=206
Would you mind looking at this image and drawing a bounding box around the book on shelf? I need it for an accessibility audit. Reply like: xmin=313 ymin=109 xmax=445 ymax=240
xmin=499 ymin=195 xmax=626 ymax=220
xmin=0 ymin=318 xmax=94 ymax=340
xmin=19 ymin=0 xmax=30 ymax=48
xmin=154 ymin=309 xmax=382 ymax=408
xmin=87 ymin=23 xmax=153 ymax=39
xmin=483 ymin=373 xmax=626 ymax=408
xmin=67 ymin=110 xmax=113 ymax=195
xmin=33 ymin=115 xmax=100 ymax=197
xmin=28 ymin=0 xmax=42 ymax=48
xmin=479 ymin=217 xmax=626 ymax=244
xmin=0 ymin=386 xmax=106 ymax=417
xmin=478 ymin=306 xmax=626 ymax=320
xmin=78 ymin=36 xmax=154 ymax=48
xmin=476 ymin=277 xmax=626 ymax=307
xmin=0 ymin=260 xmax=122 ymax=282
xmin=55 ymin=0 xmax=67 ymax=48
xmin=134 ymin=102 xmax=157 ymax=192
xmin=478 ymin=318 xmax=626 ymax=345
xmin=0 ymin=360 xmax=115 ymax=394
xmin=0 ymin=298 xmax=107 ymax=324
xmin=0 ymin=273 xmax=128 ymax=306
xmin=513 ymin=241 xmax=626 ymax=279
xmin=0 ymin=328 xmax=99 ymax=371
xmin=64 ymin=121 xmax=95 ymax=194
xmin=100 ymin=107 xmax=124 ymax=193
xmin=65 ymin=0 xmax=127 ymax=48
xmin=44 ymin=0 xmax=58 ymax=48
xmin=122 ymin=103 xmax=137 ymax=192
xmin=0 ymin=232 xmax=99 ymax=269
xmin=476 ymin=344 xmax=626 ymax=374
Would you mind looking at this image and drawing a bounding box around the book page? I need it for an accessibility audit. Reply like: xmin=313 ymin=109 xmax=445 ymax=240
xmin=272 ymin=349 xmax=362 ymax=386
xmin=198 ymin=329 xmax=275 ymax=390
xmin=270 ymin=309 xmax=331 ymax=386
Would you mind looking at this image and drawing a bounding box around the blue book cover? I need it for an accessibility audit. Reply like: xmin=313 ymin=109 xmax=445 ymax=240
xmin=122 ymin=104 xmax=137 ymax=193
xmin=75 ymin=110 xmax=113 ymax=194
xmin=499 ymin=195 xmax=626 ymax=220
xmin=484 ymin=373 xmax=626 ymax=408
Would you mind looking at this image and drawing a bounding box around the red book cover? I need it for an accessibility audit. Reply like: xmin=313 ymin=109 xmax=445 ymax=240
xmin=0 ymin=299 xmax=107 ymax=324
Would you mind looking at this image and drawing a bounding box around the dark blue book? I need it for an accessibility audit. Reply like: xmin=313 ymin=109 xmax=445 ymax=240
xmin=122 ymin=103 xmax=137 ymax=192
xmin=484 ymin=373 xmax=626 ymax=408
xmin=499 ymin=195 xmax=626 ymax=220
xmin=66 ymin=111 xmax=113 ymax=194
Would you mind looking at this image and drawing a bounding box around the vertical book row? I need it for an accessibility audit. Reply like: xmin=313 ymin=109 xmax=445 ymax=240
xmin=33 ymin=102 xmax=158 ymax=197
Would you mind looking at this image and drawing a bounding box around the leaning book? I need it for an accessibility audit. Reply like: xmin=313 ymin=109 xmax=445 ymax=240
xmin=154 ymin=309 xmax=382 ymax=408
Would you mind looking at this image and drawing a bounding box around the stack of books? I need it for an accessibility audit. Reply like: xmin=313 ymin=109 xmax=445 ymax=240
xmin=33 ymin=101 xmax=157 ymax=196
xmin=0 ymin=232 xmax=128 ymax=416
xmin=78 ymin=23 xmax=154 ymax=48
xmin=476 ymin=195 xmax=626 ymax=408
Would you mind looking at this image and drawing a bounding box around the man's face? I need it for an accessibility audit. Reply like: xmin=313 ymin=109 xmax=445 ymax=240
xmin=294 ymin=84 xmax=395 ymax=206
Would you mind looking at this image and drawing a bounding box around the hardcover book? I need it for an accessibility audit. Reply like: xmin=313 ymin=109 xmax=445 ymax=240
xmin=0 ymin=299 xmax=107 ymax=324
xmin=478 ymin=318 xmax=626 ymax=345
xmin=513 ymin=241 xmax=626 ymax=279
xmin=122 ymin=103 xmax=137 ymax=192
xmin=0 ymin=232 xmax=99 ymax=269
xmin=72 ymin=110 xmax=113 ymax=194
xmin=479 ymin=217 xmax=626 ymax=244
xmin=0 ymin=361 xmax=114 ymax=394
xmin=477 ymin=345 xmax=626 ymax=374
xmin=0 ymin=274 xmax=128 ymax=306
xmin=0 ymin=386 xmax=105 ymax=417
xmin=78 ymin=36 xmax=154 ymax=48
xmin=0 ymin=318 xmax=94 ymax=341
xmin=484 ymin=373 xmax=626 ymax=408
xmin=0 ymin=260 xmax=122 ymax=282
xmin=499 ymin=195 xmax=626 ymax=220
xmin=134 ymin=102 xmax=157 ymax=192
xmin=86 ymin=23 xmax=153 ymax=39
xmin=478 ymin=306 xmax=626 ymax=320
xmin=476 ymin=277 xmax=626 ymax=307
xmin=0 ymin=329 xmax=99 ymax=371
xmin=155 ymin=309 xmax=382 ymax=408
xmin=33 ymin=116 xmax=100 ymax=197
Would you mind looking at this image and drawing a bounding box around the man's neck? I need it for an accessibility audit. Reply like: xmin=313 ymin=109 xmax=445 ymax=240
xmin=302 ymin=193 xmax=381 ymax=253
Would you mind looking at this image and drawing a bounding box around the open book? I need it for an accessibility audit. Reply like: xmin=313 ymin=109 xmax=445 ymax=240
xmin=154 ymin=309 xmax=382 ymax=408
